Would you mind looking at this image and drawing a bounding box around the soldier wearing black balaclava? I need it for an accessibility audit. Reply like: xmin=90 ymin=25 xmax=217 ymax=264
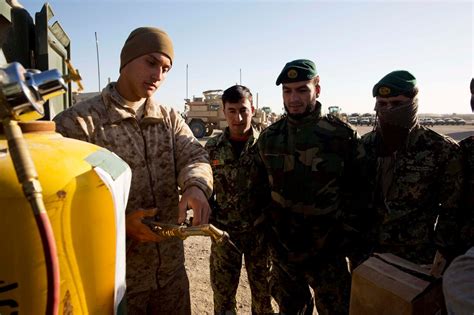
xmin=359 ymin=70 xmax=464 ymax=265
xmin=372 ymin=71 xmax=419 ymax=155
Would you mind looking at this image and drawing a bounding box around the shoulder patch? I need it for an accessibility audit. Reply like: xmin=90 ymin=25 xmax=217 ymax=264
xmin=211 ymin=159 xmax=224 ymax=166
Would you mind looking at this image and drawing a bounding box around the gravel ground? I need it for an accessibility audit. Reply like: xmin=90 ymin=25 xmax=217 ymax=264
xmin=184 ymin=236 xmax=280 ymax=314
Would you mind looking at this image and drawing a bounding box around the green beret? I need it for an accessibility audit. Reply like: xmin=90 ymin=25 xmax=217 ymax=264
xmin=372 ymin=70 xmax=417 ymax=97
xmin=276 ymin=59 xmax=318 ymax=86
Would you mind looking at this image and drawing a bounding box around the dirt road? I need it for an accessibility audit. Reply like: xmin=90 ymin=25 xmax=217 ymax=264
xmin=185 ymin=237 xmax=276 ymax=314
xmin=355 ymin=124 xmax=473 ymax=141
xmin=200 ymin=125 xmax=473 ymax=145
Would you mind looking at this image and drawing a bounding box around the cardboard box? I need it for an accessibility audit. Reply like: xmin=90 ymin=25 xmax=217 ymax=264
xmin=350 ymin=253 xmax=445 ymax=315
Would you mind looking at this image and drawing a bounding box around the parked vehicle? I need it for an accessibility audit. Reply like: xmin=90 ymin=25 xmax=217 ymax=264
xmin=453 ymin=118 xmax=466 ymax=125
xmin=420 ymin=118 xmax=435 ymax=127
xmin=184 ymin=90 xmax=268 ymax=138
xmin=348 ymin=117 xmax=359 ymax=125
xmin=360 ymin=117 xmax=371 ymax=126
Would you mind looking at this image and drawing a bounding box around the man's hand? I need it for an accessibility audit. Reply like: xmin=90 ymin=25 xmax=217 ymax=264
xmin=178 ymin=186 xmax=211 ymax=226
xmin=126 ymin=208 xmax=165 ymax=242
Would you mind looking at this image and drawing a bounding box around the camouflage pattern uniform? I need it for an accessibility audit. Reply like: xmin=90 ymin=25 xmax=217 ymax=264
xmin=205 ymin=127 xmax=273 ymax=314
xmin=257 ymin=104 xmax=361 ymax=315
xmin=54 ymin=83 xmax=213 ymax=315
xmin=445 ymin=128 xmax=473 ymax=311
xmin=360 ymin=125 xmax=463 ymax=264
xmin=459 ymin=136 xmax=474 ymax=249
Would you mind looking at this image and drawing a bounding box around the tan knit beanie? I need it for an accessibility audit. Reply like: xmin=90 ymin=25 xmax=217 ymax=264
xmin=120 ymin=27 xmax=174 ymax=70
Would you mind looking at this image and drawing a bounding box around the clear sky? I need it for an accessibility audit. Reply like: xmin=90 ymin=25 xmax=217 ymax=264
xmin=21 ymin=0 xmax=473 ymax=115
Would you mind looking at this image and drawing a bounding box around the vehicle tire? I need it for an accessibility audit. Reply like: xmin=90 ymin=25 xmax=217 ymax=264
xmin=189 ymin=120 xmax=206 ymax=138
xmin=205 ymin=126 xmax=214 ymax=136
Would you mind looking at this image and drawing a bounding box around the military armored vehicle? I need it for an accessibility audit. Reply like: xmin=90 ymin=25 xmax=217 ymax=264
xmin=184 ymin=89 xmax=268 ymax=138
xmin=184 ymin=89 xmax=224 ymax=138
xmin=252 ymin=107 xmax=268 ymax=130
xmin=0 ymin=2 xmax=129 ymax=315
xmin=0 ymin=1 xmax=78 ymax=119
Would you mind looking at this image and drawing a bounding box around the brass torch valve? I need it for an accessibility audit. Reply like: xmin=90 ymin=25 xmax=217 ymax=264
xmin=142 ymin=218 xmax=241 ymax=253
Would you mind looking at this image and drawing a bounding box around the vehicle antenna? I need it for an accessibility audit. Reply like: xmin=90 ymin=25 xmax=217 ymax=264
xmin=95 ymin=32 xmax=101 ymax=91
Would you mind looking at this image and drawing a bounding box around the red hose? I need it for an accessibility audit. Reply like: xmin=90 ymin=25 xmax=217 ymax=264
xmin=4 ymin=119 xmax=60 ymax=315
xmin=34 ymin=211 xmax=60 ymax=315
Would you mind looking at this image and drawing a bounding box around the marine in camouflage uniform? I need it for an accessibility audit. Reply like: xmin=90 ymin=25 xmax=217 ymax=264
xmin=360 ymin=70 xmax=464 ymax=265
xmin=54 ymin=28 xmax=213 ymax=315
xmin=257 ymin=60 xmax=361 ymax=314
xmin=205 ymin=85 xmax=273 ymax=314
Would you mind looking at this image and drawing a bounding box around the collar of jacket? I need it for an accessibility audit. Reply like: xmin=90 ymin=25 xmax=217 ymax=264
xmin=216 ymin=126 xmax=260 ymax=148
xmin=375 ymin=123 xmax=423 ymax=154
xmin=101 ymin=83 xmax=165 ymax=125
xmin=287 ymin=101 xmax=322 ymax=126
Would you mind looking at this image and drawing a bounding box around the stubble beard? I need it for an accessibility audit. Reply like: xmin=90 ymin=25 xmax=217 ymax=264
xmin=284 ymin=101 xmax=316 ymax=120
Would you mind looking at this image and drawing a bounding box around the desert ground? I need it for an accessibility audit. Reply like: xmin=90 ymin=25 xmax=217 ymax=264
xmin=354 ymin=124 xmax=473 ymax=142
xmin=186 ymin=124 xmax=473 ymax=314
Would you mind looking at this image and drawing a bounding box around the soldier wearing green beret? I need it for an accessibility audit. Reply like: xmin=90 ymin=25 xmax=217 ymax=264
xmin=359 ymin=70 xmax=465 ymax=267
xmin=257 ymin=59 xmax=363 ymax=314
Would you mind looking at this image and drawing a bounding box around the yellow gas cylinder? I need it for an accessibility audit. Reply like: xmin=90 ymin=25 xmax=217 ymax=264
xmin=0 ymin=121 xmax=130 ymax=315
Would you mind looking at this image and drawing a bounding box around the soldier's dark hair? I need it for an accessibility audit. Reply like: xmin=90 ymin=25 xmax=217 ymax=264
xmin=222 ymin=85 xmax=253 ymax=108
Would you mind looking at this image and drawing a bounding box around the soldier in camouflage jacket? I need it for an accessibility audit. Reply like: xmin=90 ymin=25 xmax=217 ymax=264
xmin=442 ymin=85 xmax=474 ymax=313
xmin=360 ymin=70 xmax=464 ymax=265
xmin=54 ymin=27 xmax=213 ymax=315
xmin=458 ymin=133 xmax=473 ymax=247
xmin=205 ymin=85 xmax=273 ymax=314
xmin=457 ymin=79 xmax=474 ymax=247
xmin=257 ymin=59 xmax=361 ymax=314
